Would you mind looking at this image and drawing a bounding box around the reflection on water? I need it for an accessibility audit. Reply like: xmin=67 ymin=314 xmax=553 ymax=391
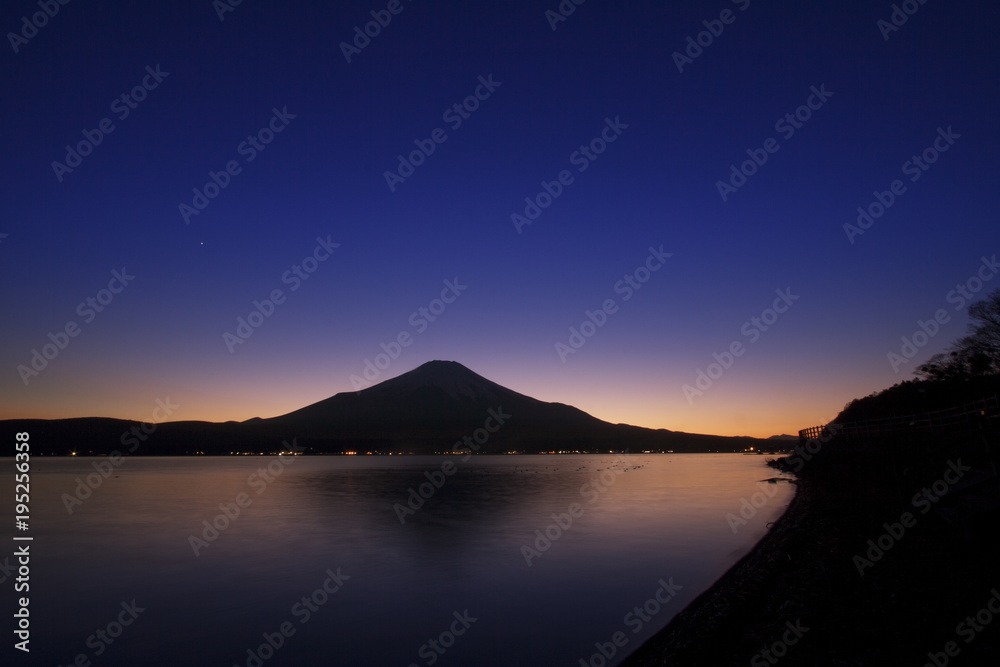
xmin=11 ymin=454 xmax=793 ymax=666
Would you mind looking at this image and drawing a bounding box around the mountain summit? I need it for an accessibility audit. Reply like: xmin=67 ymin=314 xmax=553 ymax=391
xmin=363 ymin=360 xmax=515 ymax=402
xmin=269 ymin=360 xmax=607 ymax=442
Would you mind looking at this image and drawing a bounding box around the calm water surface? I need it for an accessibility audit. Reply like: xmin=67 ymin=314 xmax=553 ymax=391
xmin=10 ymin=454 xmax=793 ymax=666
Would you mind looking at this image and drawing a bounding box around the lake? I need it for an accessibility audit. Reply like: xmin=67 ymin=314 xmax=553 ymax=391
xmin=9 ymin=453 xmax=793 ymax=666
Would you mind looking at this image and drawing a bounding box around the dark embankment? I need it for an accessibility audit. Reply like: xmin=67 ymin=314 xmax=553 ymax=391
xmin=622 ymin=385 xmax=1000 ymax=665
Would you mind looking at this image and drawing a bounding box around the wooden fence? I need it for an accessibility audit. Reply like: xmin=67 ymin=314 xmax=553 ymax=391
xmin=798 ymin=394 xmax=1000 ymax=444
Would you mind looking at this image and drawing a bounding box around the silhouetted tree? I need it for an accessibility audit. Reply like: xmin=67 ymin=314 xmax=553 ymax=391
xmin=915 ymin=289 xmax=1000 ymax=380
xmin=915 ymin=352 xmax=962 ymax=381
xmin=963 ymin=289 xmax=1000 ymax=363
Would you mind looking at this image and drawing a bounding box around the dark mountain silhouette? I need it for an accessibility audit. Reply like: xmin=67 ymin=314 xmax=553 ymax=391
xmin=4 ymin=360 xmax=766 ymax=455
xmin=272 ymin=360 xmax=608 ymax=435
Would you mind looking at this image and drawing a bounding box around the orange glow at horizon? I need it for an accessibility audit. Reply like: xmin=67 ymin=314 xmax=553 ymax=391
xmin=1 ymin=359 xmax=863 ymax=440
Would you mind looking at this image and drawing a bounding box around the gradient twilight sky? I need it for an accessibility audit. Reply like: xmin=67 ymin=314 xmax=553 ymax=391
xmin=2 ymin=0 xmax=998 ymax=437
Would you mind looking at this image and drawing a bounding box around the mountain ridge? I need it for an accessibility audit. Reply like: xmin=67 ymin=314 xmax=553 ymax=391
xmin=2 ymin=360 xmax=769 ymax=455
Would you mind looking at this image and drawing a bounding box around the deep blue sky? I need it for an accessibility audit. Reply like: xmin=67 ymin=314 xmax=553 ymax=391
xmin=2 ymin=0 xmax=998 ymax=436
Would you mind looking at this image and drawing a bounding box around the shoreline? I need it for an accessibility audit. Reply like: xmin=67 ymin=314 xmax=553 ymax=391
xmin=621 ymin=433 xmax=1000 ymax=665
xmin=620 ymin=474 xmax=817 ymax=666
